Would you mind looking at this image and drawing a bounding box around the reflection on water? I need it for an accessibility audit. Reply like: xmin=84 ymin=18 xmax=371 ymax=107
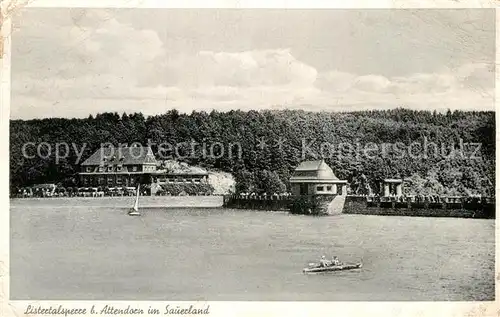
xmin=10 ymin=199 xmax=495 ymax=301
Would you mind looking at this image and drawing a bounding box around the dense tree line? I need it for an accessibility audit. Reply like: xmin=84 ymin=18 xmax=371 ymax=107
xmin=10 ymin=108 xmax=495 ymax=196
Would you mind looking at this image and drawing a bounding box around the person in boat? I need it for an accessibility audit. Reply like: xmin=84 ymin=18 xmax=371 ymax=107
xmin=319 ymin=256 xmax=332 ymax=267
xmin=331 ymin=256 xmax=342 ymax=266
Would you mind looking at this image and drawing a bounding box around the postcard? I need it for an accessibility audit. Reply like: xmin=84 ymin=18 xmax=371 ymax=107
xmin=1 ymin=1 xmax=497 ymax=316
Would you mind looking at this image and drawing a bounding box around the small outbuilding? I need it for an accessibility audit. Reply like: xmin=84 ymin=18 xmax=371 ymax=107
xmin=381 ymin=178 xmax=403 ymax=197
xmin=290 ymin=160 xmax=348 ymax=196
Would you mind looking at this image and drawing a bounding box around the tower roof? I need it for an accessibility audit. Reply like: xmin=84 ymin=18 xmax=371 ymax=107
xmin=290 ymin=159 xmax=345 ymax=183
xmin=294 ymin=160 xmax=326 ymax=171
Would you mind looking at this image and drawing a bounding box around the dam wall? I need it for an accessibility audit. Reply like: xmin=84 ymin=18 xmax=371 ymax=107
xmin=221 ymin=194 xmax=495 ymax=219
xmin=343 ymin=195 xmax=495 ymax=219
xmin=223 ymin=195 xmax=293 ymax=211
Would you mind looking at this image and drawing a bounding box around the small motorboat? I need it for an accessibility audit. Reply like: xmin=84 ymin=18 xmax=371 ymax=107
xmin=303 ymin=262 xmax=362 ymax=273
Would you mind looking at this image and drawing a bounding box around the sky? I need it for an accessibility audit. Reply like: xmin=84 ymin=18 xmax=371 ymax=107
xmin=10 ymin=8 xmax=496 ymax=119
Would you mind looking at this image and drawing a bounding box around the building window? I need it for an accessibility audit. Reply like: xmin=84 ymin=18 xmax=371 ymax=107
xmin=316 ymin=186 xmax=324 ymax=192
xmin=117 ymin=164 xmax=123 ymax=172
xmin=132 ymin=166 xmax=138 ymax=172
xmin=130 ymin=178 xmax=135 ymax=185
xmin=326 ymin=186 xmax=332 ymax=191
xmin=107 ymin=177 xmax=113 ymax=185
xmin=86 ymin=167 xmax=92 ymax=172
xmin=194 ymin=179 xmax=201 ymax=183
xmin=98 ymin=177 xmax=105 ymax=185
xmin=98 ymin=166 xmax=104 ymax=172
xmin=116 ymin=176 xmax=122 ymax=185
xmin=107 ymin=166 xmax=113 ymax=172
xmin=83 ymin=178 xmax=88 ymax=185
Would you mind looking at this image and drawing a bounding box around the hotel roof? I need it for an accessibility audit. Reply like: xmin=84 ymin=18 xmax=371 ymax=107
xmin=81 ymin=146 xmax=157 ymax=166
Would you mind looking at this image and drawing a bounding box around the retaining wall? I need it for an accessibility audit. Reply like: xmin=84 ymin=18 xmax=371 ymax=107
xmin=343 ymin=196 xmax=495 ymax=219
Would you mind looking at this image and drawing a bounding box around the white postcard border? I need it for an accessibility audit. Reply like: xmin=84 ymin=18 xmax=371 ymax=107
xmin=1 ymin=1 xmax=498 ymax=316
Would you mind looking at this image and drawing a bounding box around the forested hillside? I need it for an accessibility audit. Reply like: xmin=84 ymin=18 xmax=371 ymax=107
xmin=10 ymin=108 xmax=495 ymax=196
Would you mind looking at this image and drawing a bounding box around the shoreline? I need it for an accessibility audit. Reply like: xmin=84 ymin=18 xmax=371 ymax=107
xmin=10 ymin=195 xmax=224 ymax=209
xmin=10 ymin=195 xmax=496 ymax=219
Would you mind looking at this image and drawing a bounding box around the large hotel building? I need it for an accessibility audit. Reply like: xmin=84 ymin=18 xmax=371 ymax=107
xmin=78 ymin=145 xmax=209 ymax=193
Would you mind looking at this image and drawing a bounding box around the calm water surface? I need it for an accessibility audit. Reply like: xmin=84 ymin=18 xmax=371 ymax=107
xmin=10 ymin=198 xmax=495 ymax=301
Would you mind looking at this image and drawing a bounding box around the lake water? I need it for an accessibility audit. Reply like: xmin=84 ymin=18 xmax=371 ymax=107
xmin=10 ymin=198 xmax=495 ymax=301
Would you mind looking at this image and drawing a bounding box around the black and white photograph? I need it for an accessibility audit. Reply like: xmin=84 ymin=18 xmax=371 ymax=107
xmin=3 ymin=1 xmax=496 ymax=311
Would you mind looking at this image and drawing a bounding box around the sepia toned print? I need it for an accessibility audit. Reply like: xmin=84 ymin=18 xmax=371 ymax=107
xmin=8 ymin=7 xmax=495 ymax=302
